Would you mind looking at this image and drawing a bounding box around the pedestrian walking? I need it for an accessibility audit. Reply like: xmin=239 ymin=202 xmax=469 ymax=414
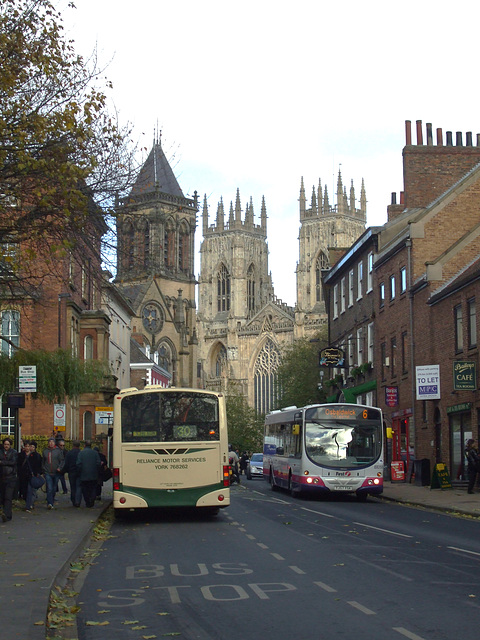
xmin=76 ymin=441 xmax=101 ymax=508
xmin=42 ymin=437 xmax=64 ymax=509
xmin=25 ymin=440 xmax=43 ymax=512
xmin=0 ymin=438 xmax=18 ymax=522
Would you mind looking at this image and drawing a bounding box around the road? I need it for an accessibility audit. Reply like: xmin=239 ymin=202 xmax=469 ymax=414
xmin=73 ymin=478 xmax=480 ymax=639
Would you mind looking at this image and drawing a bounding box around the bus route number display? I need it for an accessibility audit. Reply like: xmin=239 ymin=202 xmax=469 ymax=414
xmin=173 ymin=424 xmax=198 ymax=439
xmin=313 ymin=406 xmax=379 ymax=421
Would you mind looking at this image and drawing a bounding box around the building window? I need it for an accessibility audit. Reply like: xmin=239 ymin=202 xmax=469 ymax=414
xmin=390 ymin=275 xmax=396 ymax=300
xmin=367 ymin=323 xmax=374 ymax=364
xmin=179 ymin=225 xmax=189 ymax=274
xmin=454 ymin=304 xmax=463 ymax=353
xmin=340 ymin=278 xmax=346 ymax=313
xmin=367 ymin=252 xmax=374 ymax=292
xmin=215 ymin=344 xmax=227 ymax=377
xmin=333 ymin=284 xmax=338 ymax=319
xmin=164 ymin=221 xmax=175 ymax=269
xmin=356 ymin=328 xmax=363 ymax=365
xmin=391 ymin=336 xmax=397 ymax=377
xmin=381 ymin=341 xmax=387 ymax=381
xmin=379 ymin=282 xmax=385 ymax=308
xmin=254 ymin=339 xmax=280 ymax=415
xmin=217 ymin=264 xmax=231 ymax=312
xmin=84 ymin=335 xmax=93 ymax=360
xmin=1 ymin=310 xmax=20 ymax=357
xmin=468 ymin=298 xmax=477 ymax=348
xmin=348 ymin=270 xmax=354 ymax=307
xmin=402 ymin=331 xmax=408 ymax=374
xmin=400 ymin=266 xmax=407 ymax=294
xmin=158 ymin=343 xmax=172 ymax=373
xmin=357 ymin=261 xmax=363 ymax=300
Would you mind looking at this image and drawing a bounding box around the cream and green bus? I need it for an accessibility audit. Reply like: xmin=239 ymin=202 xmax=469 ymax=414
xmin=112 ymin=386 xmax=231 ymax=515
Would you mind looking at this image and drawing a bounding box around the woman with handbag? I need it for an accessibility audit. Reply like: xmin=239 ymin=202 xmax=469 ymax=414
xmin=25 ymin=441 xmax=43 ymax=513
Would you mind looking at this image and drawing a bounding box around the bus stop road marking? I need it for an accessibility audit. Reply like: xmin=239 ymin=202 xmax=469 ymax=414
xmin=300 ymin=507 xmax=335 ymax=518
xmin=353 ymin=521 xmax=413 ymax=538
xmin=347 ymin=554 xmax=413 ymax=582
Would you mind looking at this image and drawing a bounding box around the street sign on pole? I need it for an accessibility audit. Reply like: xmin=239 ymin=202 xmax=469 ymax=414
xmin=18 ymin=365 xmax=37 ymax=393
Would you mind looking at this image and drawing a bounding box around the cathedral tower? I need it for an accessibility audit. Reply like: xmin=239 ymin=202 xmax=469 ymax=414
xmin=197 ymin=191 xmax=295 ymax=414
xmin=296 ymin=170 xmax=367 ymax=317
xmin=115 ymin=137 xmax=199 ymax=387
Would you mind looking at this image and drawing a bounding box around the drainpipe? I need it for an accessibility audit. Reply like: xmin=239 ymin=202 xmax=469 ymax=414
xmin=406 ymin=237 xmax=416 ymax=454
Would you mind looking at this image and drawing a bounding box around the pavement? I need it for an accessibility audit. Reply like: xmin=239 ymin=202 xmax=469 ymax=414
xmin=2 ymin=479 xmax=480 ymax=640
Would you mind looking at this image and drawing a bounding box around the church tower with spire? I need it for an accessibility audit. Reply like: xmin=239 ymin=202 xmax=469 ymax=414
xmin=115 ymin=135 xmax=199 ymax=387
xmin=296 ymin=170 xmax=367 ymax=324
xmin=197 ymin=191 xmax=295 ymax=414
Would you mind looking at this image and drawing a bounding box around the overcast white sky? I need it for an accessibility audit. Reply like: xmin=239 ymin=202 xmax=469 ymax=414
xmin=62 ymin=0 xmax=480 ymax=306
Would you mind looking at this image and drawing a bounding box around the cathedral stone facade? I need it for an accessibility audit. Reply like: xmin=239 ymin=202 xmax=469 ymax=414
xmin=118 ymin=140 xmax=367 ymax=413
xmin=196 ymin=172 xmax=367 ymax=414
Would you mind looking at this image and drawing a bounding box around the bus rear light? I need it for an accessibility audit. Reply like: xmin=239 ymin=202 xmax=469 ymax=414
xmin=223 ymin=465 xmax=230 ymax=487
xmin=218 ymin=494 xmax=225 ymax=502
xmin=113 ymin=468 xmax=120 ymax=491
xmin=119 ymin=497 xmax=126 ymax=504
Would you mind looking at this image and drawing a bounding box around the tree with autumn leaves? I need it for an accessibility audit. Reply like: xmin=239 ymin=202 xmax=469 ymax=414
xmin=0 ymin=0 xmax=137 ymax=293
xmin=0 ymin=0 xmax=137 ymax=398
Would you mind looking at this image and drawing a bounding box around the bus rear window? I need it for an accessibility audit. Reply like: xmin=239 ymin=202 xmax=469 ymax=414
xmin=121 ymin=391 xmax=220 ymax=442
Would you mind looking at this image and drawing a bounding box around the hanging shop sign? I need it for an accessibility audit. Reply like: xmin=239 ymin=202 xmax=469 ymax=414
xmin=453 ymin=360 xmax=476 ymax=391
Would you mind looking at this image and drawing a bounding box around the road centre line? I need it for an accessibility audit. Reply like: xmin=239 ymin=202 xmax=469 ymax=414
xmin=300 ymin=507 xmax=335 ymax=518
xmin=353 ymin=521 xmax=413 ymax=538
xmin=347 ymin=601 xmax=376 ymax=615
xmin=271 ymin=553 xmax=284 ymax=560
xmin=246 ymin=534 xmax=256 ymax=540
xmin=289 ymin=566 xmax=306 ymax=574
xmin=447 ymin=546 xmax=480 ymax=557
xmin=393 ymin=627 xmax=427 ymax=640
xmin=257 ymin=543 xmax=268 ymax=549
xmin=314 ymin=581 xmax=337 ymax=593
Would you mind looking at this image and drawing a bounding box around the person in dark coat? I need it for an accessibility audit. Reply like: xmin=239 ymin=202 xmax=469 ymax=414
xmin=25 ymin=440 xmax=43 ymax=512
xmin=17 ymin=439 xmax=30 ymax=501
xmin=62 ymin=441 xmax=82 ymax=507
xmin=76 ymin=441 xmax=101 ymax=508
xmin=94 ymin=446 xmax=108 ymax=501
xmin=465 ymin=439 xmax=480 ymax=494
xmin=0 ymin=438 xmax=18 ymax=521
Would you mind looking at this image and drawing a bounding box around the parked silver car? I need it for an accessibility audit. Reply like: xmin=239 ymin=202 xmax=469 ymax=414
xmin=247 ymin=452 xmax=263 ymax=479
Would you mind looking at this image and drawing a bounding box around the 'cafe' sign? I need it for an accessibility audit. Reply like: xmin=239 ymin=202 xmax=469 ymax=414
xmin=453 ymin=361 xmax=476 ymax=391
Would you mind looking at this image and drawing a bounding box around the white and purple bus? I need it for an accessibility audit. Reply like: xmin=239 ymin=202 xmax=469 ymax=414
xmin=264 ymin=403 xmax=383 ymax=500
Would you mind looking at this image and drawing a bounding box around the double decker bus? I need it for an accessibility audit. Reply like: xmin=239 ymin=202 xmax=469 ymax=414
xmin=264 ymin=403 xmax=384 ymax=500
xmin=112 ymin=386 xmax=230 ymax=515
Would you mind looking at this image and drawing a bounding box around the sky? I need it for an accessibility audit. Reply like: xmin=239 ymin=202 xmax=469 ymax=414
xmin=61 ymin=0 xmax=480 ymax=306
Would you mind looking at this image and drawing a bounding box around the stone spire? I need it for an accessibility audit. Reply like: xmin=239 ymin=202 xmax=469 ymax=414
xmin=228 ymin=201 xmax=234 ymax=228
xmin=360 ymin=178 xmax=367 ymax=218
xmin=311 ymin=186 xmax=317 ymax=216
xmin=337 ymin=169 xmax=345 ymax=215
xmin=261 ymin=195 xmax=267 ymax=234
xmin=202 ymin=194 xmax=209 ymax=236
xmin=350 ymin=180 xmax=356 ymax=214
xmin=245 ymin=196 xmax=254 ymax=228
xmin=235 ymin=188 xmax=242 ymax=226
xmin=318 ymin=179 xmax=323 ymax=216
xmin=299 ymin=176 xmax=306 ymax=220
xmin=216 ymin=197 xmax=225 ymax=231
xmin=324 ymin=184 xmax=330 ymax=211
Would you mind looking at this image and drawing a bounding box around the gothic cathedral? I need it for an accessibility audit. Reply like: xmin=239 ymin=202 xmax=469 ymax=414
xmin=118 ymin=139 xmax=367 ymax=413
xmin=115 ymin=139 xmax=199 ymax=387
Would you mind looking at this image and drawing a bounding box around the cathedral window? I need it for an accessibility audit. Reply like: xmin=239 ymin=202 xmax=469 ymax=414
xmin=143 ymin=221 xmax=150 ymax=269
xmin=254 ymin=339 xmax=280 ymax=415
xmin=315 ymin=252 xmax=328 ymax=303
xmin=217 ymin=264 xmax=231 ymax=312
xmin=125 ymin=221 xmax=135 ymax=271
xmin=214 ymin=344 xmax=227 ymax=377
xmin=247 ymin=264 xmax=256 ymax=314
xmin=158 ymin=344 xmax=172 ymax=373
xmin=179 ymin=225 xmax=189 ymax=274
xmin=164 ymin=221 xmax=175 ymax=270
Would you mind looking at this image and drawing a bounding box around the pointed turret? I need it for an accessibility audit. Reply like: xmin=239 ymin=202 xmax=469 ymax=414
xmin=323 ymin=185 xmax=330 ymax=211
xmin=129 ymin=138 xmax=183 ymax=199
xmin=350 ymin=180 xmax=356 ymax=214
xmin=228 ymin=201 xmax=234 ymax=228
xmin=318 ymin=179 xmax=323 ymax=216
xmin=360 ymin=178 xmax=367 ymax=219
xmin=202 ymin=194 xmax=209 ymax=236
xmin=235 ymin=188 xmax=242 ymax=226
xmin=216 ymin=197 xmax=225 ymax=231
xmin=261 ymin=195 xmax=267 ymax=234
xmin=245 ymin=196 xmax=254 ymax=228
xmin=311 ymin=186 xmax=317 ymax=216
xmin=337 ymin=169 xmax=345 ymax=215
xmin=299 ymin=177 xmax=306 ymax=220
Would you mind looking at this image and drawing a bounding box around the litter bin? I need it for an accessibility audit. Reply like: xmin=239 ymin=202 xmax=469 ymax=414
xmin=414 ymin=458 xmax=430 ymax=486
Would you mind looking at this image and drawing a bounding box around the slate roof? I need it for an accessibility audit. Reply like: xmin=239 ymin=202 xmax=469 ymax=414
xmin=129 ymin=142 xmax=184 ymax=198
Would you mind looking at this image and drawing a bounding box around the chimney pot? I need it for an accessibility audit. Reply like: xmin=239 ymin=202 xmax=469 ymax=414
xmin=477 ymin=134 xmax=480 ymax=147
xmin=456 ymin=132 xmax=463 ymax=146
xmin=436 ymin=128 xmax=443 ymax=146
xmin=405 ymin=120 xmax=412 ymax=145
xmin=400 ymin=191 xmax=405 ymax=205
xmin=416 ymin=120 xmax=423 ymax=145
xmin=391 ymin=192 xmax=397 ymax=205
xmin=466 ymin=132 xmax=473 ymax=146
xmin=446 ymin=131 xmax=453 ymax=146
xmin=426 ymin=123 xmax=433 ymax=145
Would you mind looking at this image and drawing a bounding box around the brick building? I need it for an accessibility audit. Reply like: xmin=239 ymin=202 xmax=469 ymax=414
xmin=374 ymin=120 xmax=480 ymax=481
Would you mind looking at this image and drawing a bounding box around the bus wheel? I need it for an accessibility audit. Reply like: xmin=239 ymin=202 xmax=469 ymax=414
xmin=288 ymin=474 xmax=296 ymax=498
xmin=270 ymin=469 xmax=278 ymax=491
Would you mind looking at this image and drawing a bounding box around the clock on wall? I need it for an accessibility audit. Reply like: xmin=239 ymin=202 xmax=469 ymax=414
xmin=142 ymin=303 xmax=164 ymax=334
